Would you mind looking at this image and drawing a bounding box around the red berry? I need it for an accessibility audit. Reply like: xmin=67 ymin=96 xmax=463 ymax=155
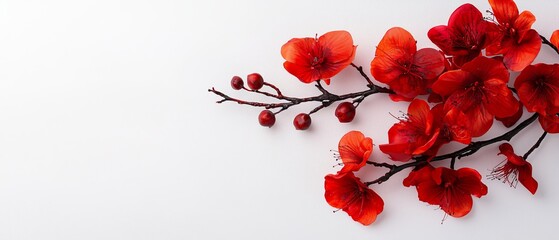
xmin=293 ymin=113 xmax=311 ymax=130
xmin=231 ymin=76 xmax=244 ymax=90
xmin=247 ymin=73 xmax=264 ymax=90
xmin=335 ymin=102 xmax=356 ymax=123
xmin=258 ymin=110 xmax=276 ymax=127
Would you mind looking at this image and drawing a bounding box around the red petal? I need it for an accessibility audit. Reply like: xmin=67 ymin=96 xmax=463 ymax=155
xmin=371 ymin=48 xmax=408 ymax=84
xmin=388 ymin=93 xmax=414 ymax=102
xmin=387 ymin=74 xmax=428 ymax=99
xmin=281 ymin=38 xmax=314 ymax=66
xmin=483 ymin=78 xmax=519 ymax=118
xmin=518 ymin=164 xmax=538 ymax=195
xmin=551 ymin=30 xmax=559 ymax=50
xmin=412 ymin=130 xmax=440 ymax=156
xmin=324 ymin=172 xmax=384 ymax=226
xmin=444 ymin=108 xmax=472 ymax=144
xmin=379 ymin=142 xmax=412 ymax=162
xmin=447 ymin=4 xmax=483 ymax=29
xmin=403 ymin=165 xmax=434 ymax=187
xmin=489 ymin=0 xmax=519 ymax=25
xmin=496 ymin=103 xmax=524 ymax=127
xmin=539 ymin=112 xmax=559 ymax=133
xmin=376 ymin=27 xmax=416 ymax=56
xmin=456 ymin=168 xmax=488 ymax=198
xmin=462 ymin=56 xmax=510 ymax=83
xmin=325 ymin=173 xmax=356 ymax=209
xmin=413 ymin=48 xmax=446 ymax=80
xmin=502 ymin=29 xmax=542 ymax=71
xmin=514 ymin=11 xmax=536 ymax=37
xmin=442 ymin=190 xmax=474 ymax=218
xmin=345 ymin=187 xmax=384 ymax=225
xmin=428 ymin=25 xmax=454 ymax=55
xmin=446 ymin=98 xmax=493 ymax=137
xmin=283 ymin=61 xmax=320 ymax=84
xmin=416 ymin=179 xmax=444 ymax=206
xmin=498 ymin=143 xmax=526 ymax=166
xmin=319 ymin=30 xmax=356 ymax=64
xmin=431 ymin=70 xmax=473 ymax=97
xmin=408 ymin=99 xmax=432 ymax=133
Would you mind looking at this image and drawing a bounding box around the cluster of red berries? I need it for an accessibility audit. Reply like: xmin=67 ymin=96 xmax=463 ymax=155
xmin=230 ymin=73 xmax=357 ymax=130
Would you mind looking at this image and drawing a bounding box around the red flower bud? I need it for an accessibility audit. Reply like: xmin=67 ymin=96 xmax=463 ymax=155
xmin=335 ymin=102 xmax=356 ymax=123
xmin=258 ymin=110 xmax=275 ymax=127
xmin=230 ymin=76 xmax=244 ymax=90
xmin=293 ymin=113 xmax=311 ymax=130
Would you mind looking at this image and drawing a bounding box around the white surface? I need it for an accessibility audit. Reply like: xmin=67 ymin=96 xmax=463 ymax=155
xmin=0 ymin=0 xmax=558 ymax=239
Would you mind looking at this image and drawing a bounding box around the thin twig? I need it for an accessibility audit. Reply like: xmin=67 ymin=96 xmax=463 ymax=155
xmin=523 ymin=131 xmax=548 ymax=160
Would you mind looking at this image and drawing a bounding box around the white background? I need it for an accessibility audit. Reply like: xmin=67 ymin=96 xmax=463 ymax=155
xmin=0 ymin=0 xmax=558 ymax=239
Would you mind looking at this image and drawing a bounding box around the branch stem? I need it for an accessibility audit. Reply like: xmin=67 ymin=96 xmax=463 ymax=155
xmin=365 ymin=113 xmax=539 ymax=186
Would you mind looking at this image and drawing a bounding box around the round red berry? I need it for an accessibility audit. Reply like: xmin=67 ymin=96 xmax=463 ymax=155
xmin=293 ymin=113 xmax=311 ymax=130
xmin=230 ymin=76 xmax=244 ymax=90
xmin=335 ymin=102 xmax=356 ymax=123
xmin=258 ymin=110 xmax=276 ymax=127
xmin=247 ymin=73 xmax=264 ymax=90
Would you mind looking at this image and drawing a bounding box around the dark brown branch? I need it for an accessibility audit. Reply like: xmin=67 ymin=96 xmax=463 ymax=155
xmin=541 ymin=35 xmax=559 ymax=56
xmin=209 ymin=73 xmax=393 ymax=115
xmin=365 ymin=113 xmax=539 ymax=186
xmin=523 ymin=131 xmax=548 ymax=160
xmin=351 ymin=63 xmax=375 ymax=87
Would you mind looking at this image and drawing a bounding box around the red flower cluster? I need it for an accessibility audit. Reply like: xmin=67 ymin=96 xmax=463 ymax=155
xmin=210 ymin=0 xmax=559 ymax=227
xmin=323 ymin=0 xmax=558 ymax=225
xmin=325 ymin=131 xmax=383 ymax=225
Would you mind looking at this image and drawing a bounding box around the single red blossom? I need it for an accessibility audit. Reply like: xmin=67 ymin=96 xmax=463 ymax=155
xmin=487 ymin=0 xmax=542 ymax=71
xmin=281 ymin=30 xmax=356 ymax=85
xmin=514 ymin=64 xmax=559 ymax=115
xmin=538 ymin=111 xmax=559 ymax=133
xmin=421 ymin=105 xmax=472 ymax=159
xmin=337 ymin=131 xmax=373 ymax=173
xmin=551 ymin=30 xmax=559 ymax=50
xmin=428 ymin=4 xmax=496 ymax=67
xmin=324 ymin=172 xmax=384 ymax=226
xmin=404 ymin=165 xmax=488 ymax=218
xmin=489 ymin=143 xmax=538 ymax=194
xmin=379 ymin=99 xmax=440 ymax=161
xmin=432 ymin=104 xmax=472 ymax=145
xmin=431 ymin=56 xmax=519 ymax=137
xmin=371 ymin=27 xmax=445 ymax=100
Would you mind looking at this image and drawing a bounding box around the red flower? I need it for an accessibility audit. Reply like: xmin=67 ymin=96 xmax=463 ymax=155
xmin=431 ymin=56 xmax=519 ymax=137
xmin=404 ymin=165 xmax=488 ymax=217
xmin=337 ymin=131 xmax=373 ymax=173
xmin=371 ymin=27 xmax=445 ymax=101
xmin=428 ymin=4 xmax=496 ymax=67
xmin=379 ymin=99 xmax=440 ymax=161
xmin=421 ymin=105 xmax=472 ymax=159
xmin=514 ymin=64 xmax=559 ymax=115
xmin=486 ymin=0 xmax=542 ymax=71
xmin=489 ymin=143 xmax=538 ymax=194
xmin=324 ymin=172 xmax=384 ymax=225
xmin=281 ymin=30 xmax=356 ymax=85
